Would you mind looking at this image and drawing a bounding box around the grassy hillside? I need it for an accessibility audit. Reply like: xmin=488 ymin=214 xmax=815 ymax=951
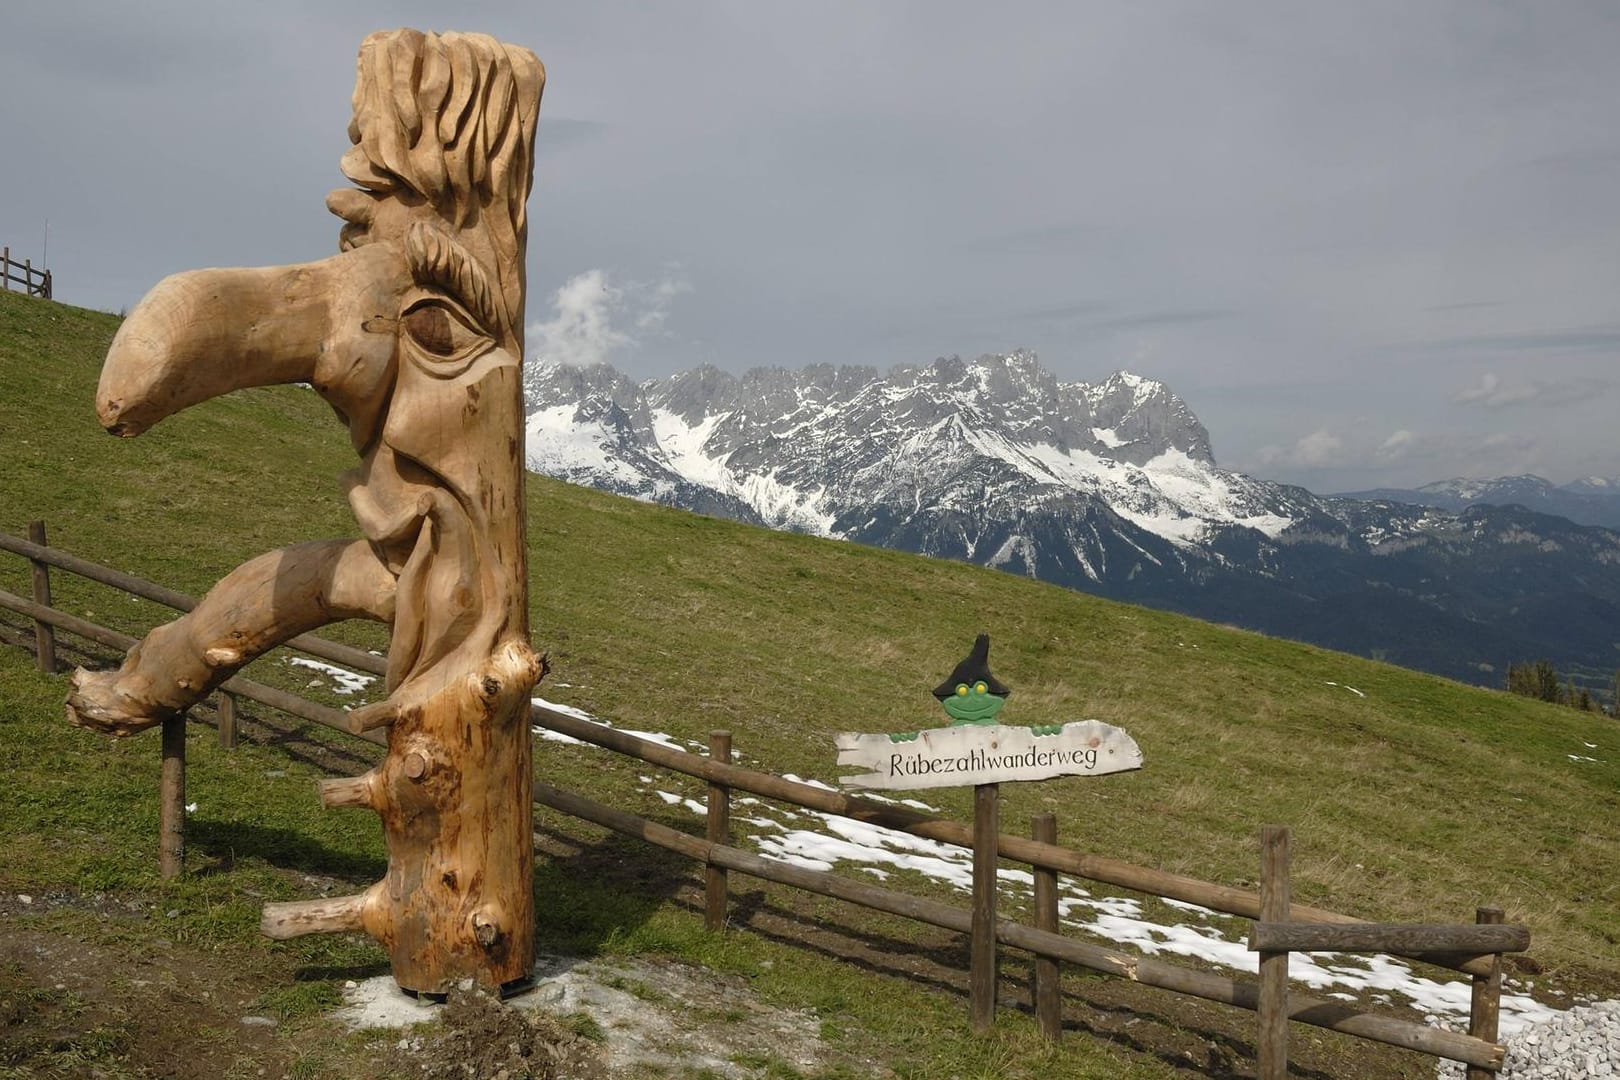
xmin=3 ymin=287 xmax=1618 ymax=1077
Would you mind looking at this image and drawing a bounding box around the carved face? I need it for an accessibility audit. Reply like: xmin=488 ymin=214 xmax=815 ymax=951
xmin=92 ymin=28 xmax=544 ymax=695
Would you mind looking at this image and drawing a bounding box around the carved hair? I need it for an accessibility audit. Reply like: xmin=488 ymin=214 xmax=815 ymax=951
xmin=338 ymin=29 xmax=544 ymax=330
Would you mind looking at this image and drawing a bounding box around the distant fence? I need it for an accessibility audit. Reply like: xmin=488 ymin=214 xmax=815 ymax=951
xmin=0 ymin=520 xmax=1523 ymax=1076
xmin=1 ymin=247 xmax=51 ymax=299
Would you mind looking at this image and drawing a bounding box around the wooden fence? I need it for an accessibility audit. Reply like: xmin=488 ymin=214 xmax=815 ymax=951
xmin=0 ymin=522 xmax=1524 ymax=1076
xmin=1 ymin=247 xmax=51 ymax=299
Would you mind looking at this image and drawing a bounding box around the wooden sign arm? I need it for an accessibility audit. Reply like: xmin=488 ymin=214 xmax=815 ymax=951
xmin=67 ymin=538 xmax=396 ymax=736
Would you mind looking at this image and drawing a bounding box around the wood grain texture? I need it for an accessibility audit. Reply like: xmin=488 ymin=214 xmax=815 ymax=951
xmin=1249 ymin=921 xmax=1528 ymax=955
xmin=158 ymin=715 xmax=186 ymax=880
xmin=836 ymin=719 xmax=1142 ymax=790
xmin=60 ymin=28 xmax=547 ymax=994
xmin=26 ymin=521 xmax=55 ymax=673
xmin=705 ymin=730 xmax=733 ymax=932
xmin=969 ymin=783 xmax=1000 ymax=1033
xmin=1467 ymin=907 xmax=1506 ymax=1080
xmin=1257 ymin=825 xmax=1291 ymax=1080
xmin=1031 ymin=812 xmax=1062 ymax=1042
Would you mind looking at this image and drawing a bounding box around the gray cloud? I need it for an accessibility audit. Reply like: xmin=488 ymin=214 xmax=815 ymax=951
xmin=1424 ymin=301 xmax=1503 ymax=312
xmin=1452 ymin=372 xmax=1611 ymax=409
xmin=967 ymin=224 xmax=1111 ymax=257
xmin=1443 ymin=326 xmax=1620 ymax=352
xmin=5 ymin=0 xmax=1620 ymax=492
xmin=1005 ymin=301 xmax=1113 ymax=324
xmin=1085 ymin=309 xmax=1237 ymax=332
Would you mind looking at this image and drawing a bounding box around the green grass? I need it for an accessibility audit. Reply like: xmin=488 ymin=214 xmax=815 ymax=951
xmin=2 ymin=287 xmax=1619 ymax=1078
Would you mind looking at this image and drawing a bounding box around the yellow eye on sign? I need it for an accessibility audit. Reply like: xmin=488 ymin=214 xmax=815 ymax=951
xmin=955 ymin=684 xmax=969 ymax=696
xmin=974 ymin=681 xmax=988 ymax=695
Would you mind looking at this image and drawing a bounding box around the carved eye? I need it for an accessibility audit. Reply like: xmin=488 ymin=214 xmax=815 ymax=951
xmin=402 ymin=298 xmax=491 ymax=367
xmin=974 ymin=681 xmax=988 ymax=695
xmin=955 ymin=684 xmax=969 ymax=697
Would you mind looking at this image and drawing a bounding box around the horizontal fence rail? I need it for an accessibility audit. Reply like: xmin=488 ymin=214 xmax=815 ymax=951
xmin=534 ymin=778 xmax=1505 ymax=1069
xmin=0 ymin=522 xmax=1521 ymax=1072
xmin=525 ymin=698 xmax=1495 ymax=980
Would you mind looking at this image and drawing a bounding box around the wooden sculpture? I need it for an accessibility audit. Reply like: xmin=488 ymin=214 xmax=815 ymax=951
xmin=64 ymin=29 xmax=546 ymax=994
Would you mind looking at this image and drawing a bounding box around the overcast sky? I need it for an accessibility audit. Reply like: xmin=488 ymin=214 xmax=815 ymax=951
xmin=4 ymin=2 xmax=1618 ymax=493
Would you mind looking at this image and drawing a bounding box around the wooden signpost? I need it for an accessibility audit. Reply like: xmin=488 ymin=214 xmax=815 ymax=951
xmin=837 ymin=636 xmax=1143 ymax=1034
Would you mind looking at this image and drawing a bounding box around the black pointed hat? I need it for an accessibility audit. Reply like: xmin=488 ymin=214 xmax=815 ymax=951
xmin=932 ymin=633 xmax=1011 ymax=700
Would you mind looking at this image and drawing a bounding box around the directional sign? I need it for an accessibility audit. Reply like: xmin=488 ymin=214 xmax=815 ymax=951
xmin=835 ymin=720 xmax=1143 ymax=791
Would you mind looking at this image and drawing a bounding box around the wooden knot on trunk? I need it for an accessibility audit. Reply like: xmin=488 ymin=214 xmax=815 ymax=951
xmin=203 ymin=646 xmax=242 ymax=668
xmin=467 ymin=640 xmax=543 ymax=722
xmin=472 ymin=910 xmax=502 ymax=948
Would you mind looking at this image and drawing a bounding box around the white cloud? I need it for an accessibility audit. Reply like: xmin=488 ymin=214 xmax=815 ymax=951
xmin=1376 ymin=429 xmax=1417 ymax=462
xmin=1451 ymin=372 xmax=1610 ymax=411
xmin=1257 ymin=428 xmax=1344 ymax=469
xmin=1452 ymin=372 xmax=1540 ymax=409
xmin=527 ymin=267 xmax=691 ymax=368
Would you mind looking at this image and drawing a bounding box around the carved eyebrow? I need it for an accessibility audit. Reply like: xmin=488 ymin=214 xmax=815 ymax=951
xmin=404 ymin=221 xmax=501 ymax=332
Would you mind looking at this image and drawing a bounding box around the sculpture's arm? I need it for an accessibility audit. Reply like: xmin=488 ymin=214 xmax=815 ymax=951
xmin=67 ymin=539 xmax=396 ymax=735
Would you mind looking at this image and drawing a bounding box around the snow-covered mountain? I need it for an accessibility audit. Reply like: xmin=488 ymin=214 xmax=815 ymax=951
xmin=1338 ymin=475 xmax=1620 ymax=530
xmin=524 ymin=351 xmax=1308 ymax=573
xmin=523 ymin=351 xmax=1620 ymax=688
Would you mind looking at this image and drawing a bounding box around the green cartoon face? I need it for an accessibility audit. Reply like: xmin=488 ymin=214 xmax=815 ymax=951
xmin=942 ymin=680 xmax=1006 ymax=725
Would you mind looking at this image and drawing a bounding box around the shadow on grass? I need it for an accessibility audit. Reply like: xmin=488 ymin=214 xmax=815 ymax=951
xmin=532 ymin=820 xmax=697 ymax=956
xmin=186 ymin=817 xmax=387 ymax=882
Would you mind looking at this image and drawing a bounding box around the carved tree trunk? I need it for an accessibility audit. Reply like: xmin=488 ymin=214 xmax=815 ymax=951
xmin=66 ymin=28 xmax=547 ymax=994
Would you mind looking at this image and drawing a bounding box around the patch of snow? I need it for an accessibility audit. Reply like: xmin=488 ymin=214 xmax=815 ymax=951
xmin=1091 ymin=426 xmax=1126 ymax=449
xmin=530 ymin=695 xmax=600 ymax=744
xmin=524 ymin=405 xmax=648 ymax=490
xmin=286 ymin=656 xmax=375 ymax=696
xmin=649 ymin=408 xmax=730 ymax=490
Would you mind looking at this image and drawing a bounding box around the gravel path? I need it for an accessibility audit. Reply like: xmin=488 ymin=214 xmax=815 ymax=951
xmin=1436 ymin=1001 xmax=1620 ymax=1079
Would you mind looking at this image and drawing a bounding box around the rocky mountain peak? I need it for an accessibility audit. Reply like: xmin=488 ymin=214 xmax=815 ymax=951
xmin=525 ymin=348 xmax=1262 ymax=548
xmin=521 ymin=351 xmax=1620 ymax=692
xmin=646 ymin=363 xmax=740 ymax=424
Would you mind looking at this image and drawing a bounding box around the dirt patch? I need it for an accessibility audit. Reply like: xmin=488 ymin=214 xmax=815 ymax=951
xmin=351 ymin=953 xmax=853 ymax=1079
xmin=0 ymin=915 xmax=290 ymax=1080
xmin=380 ymin=983 xmax=606 ymax=1080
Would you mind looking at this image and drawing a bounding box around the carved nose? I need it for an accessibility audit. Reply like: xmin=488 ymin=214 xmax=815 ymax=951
xmin=97 ymin=260 xmax=338 ymax=436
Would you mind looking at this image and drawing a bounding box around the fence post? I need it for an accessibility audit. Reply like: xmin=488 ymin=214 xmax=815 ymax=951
xmin=1258 ymin=825 xmax=1291 ymax=1080
xmin=23 ymin=258 xmax=31 ymax=296
xmin=159 ymin=714 xmax=187 ymax=879
xmin=970 ymin=782 xmax=1000 ymax=1033
xmin=26 ymin=521 xmax=57 ymax=673
xmin=217 ymin=691 xmax=239 ymax=750
xmin=705 ymin=730 xmax=732 ymax=931
xmin=1031 ymin=812 xmax=1062 ymax=1041
xmin=2 ymin=246 xmax=8 ymax=290
xmin=1466 ymin=906 xmax=1505 ymax=1080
